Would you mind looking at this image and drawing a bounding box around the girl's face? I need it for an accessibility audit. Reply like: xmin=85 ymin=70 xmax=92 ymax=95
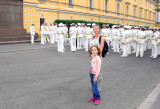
xmin=93 ymin=26 xmax=100 ymax=35
xmin=91 ymin=47 xmax=98 ymax=56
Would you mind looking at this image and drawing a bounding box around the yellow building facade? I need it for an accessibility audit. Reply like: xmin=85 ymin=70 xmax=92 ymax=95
xmin=23 ymin=0 xmax=159 ymax=34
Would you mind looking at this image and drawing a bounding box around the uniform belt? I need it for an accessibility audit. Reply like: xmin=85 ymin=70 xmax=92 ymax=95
xmin=58 ymin=33 xmax=63 ymax=35
xmin=124 ymin=38 xmax=128 ymax=39
xmin=138 ymin=38 xmax=144 ymax=39
xmin=132 ymin=36 xmax=136 ymax=37
xmin=114 ymin=35 xmax=118 ymax=36
xmin=152 ymin=39 xmax=158 ymax=41
xmin=50 ymin=30 xmax=54 ymax=31
xmin=78 ymin=33 xmax=82 ymax=35
xmin=104 ymin=36 xmax=109 ymax=37
xmin=86 ymin=34 xmax=91 ymax=35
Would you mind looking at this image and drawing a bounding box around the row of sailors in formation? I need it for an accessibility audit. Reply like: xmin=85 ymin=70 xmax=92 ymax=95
xmin=30 ymin=23 xmax=160 ymax=59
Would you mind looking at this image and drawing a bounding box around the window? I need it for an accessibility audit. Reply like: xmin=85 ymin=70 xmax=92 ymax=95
xmin=91 ymin=17 xmax=93 ymax=21
xmin=150 ymin=11 xmax=151 ymax=20
xmin=39 ymin=0 xmax=46 ymax=5
xmin=70 ymin=15 xmax=72 ymax=20
xmin=90 ymin=0 xmax=93 ymax=11
xmin=69 ymin=0 xmax=73 ymax=5
xmin=40 ymin=18 xmax=45 ymax=30
xmin=150 ymin=2 xmax=151 ymax=8
xmin=140 ymin=9 xmax=142 ymax=19
xmin=146 ymin=0 xmax=147 ymax=6
xmin=117 ymin=2 xmax=120 ymax=16
xmin=90 ymin=0 xmax=93 ymax=8
xmin=140 ymin=0 xmax=142 ymax=4
xmin=153 ymin=13 xmax=155 ymax=21
xmin=126 ymin=5 xmax=129 ymax=17
xmin=145 ymin=10 xmax=147 ymax=20
xmin=105 ymin=0 xmax=108 ymax=13
xmin=134 ymin=8 xmax=136 ymax=18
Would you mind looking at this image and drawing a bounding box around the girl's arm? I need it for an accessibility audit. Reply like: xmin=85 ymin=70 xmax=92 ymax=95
xmin=95 ymin=57 xmax=101 ymax=78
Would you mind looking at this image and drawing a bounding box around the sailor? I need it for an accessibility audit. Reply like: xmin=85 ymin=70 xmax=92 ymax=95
xmin=77 ymin=23 xmax=84 ymax=49
xmin=41 ymin=23 xmax=45 ymax=44
xmin=84 ymin=23 xmax=92 ymax=51
xmin=57 ymin=23 xmax=65 ymax=53
xmin=49 ymin=23 xmax=55 ymax=44
xmin=63 ymin=24 xmax=68 ymax=42
xmin=131 ymin=26 xmax=137 ymax=53
xmin=91 ymin=23 xmax=96 ymax=36
xmin=101 ymin=24 xmax=111 ymax=54
xmin=158 ymin=28 xmax=160 ymax=56
xmin=111 ymin=25 xmax=120 ymax=53
xmin=119 ymin=24 xmax=125 ymax=51
xmin=121 ymin=26 xmax=130 ymax=57
xmin=30 ymin=23 xmax=35 ymax=44
xmin=54 ymin=23 xmax=58 ymax=42
xmin=144 ymin=28 xmax=148 ymax=51
xmin=45 ymin=23 xmax=50 ymax=43
xmin=147 ymin=27 xmax=153 ymax=49
xmin=69 ymin=23 xmax=77 ymax=52
xmin=136 ymin=25 xmax=146 ymax=57
xmin=150 ymin=27 xmax=159 ymax=58
xmin=82 ymin=23 xmax=86 ymax=49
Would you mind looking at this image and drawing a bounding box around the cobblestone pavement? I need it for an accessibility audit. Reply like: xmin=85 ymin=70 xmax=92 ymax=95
xmin=0 ymin=42 xmax=160 ymax=109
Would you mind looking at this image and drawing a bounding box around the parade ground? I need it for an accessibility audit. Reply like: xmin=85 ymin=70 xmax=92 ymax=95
xmin=0 ymin=43 xmax=160 ymax=109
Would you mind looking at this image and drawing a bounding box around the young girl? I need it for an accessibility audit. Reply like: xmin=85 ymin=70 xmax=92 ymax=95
xmin=89 ymin=45 xmax=101 ymax=105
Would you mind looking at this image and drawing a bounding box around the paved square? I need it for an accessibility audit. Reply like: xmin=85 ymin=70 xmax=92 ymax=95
xmin=0 ymin=43 xmax=160 ymax=109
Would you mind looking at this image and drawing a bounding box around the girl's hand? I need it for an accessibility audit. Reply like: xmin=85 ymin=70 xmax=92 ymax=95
xmin=93 ymin=77 xmax=97 ymax=82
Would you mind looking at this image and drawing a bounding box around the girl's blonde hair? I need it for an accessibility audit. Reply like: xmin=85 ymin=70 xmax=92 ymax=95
xmin=89 ymin=46 xmax=101 ymax=57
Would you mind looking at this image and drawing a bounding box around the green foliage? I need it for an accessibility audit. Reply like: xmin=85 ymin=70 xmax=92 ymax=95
xmin=54 ymin=19 xmax=119 ymax=28
xmin=155 ymin=8 xmax=160 ymax=12
xmin=54 ymin=19 xmax=150 ymax=28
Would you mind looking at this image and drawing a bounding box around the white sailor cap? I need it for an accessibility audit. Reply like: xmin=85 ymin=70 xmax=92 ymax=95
xmin=102 ymin=24 xmax=106 ymax=26
xmin=112 ymin=25 xmax=116 ymax=28
xmin=70 ymin=23 xmax=75 ymax=26
xmin=59 ymin=23 xmax=63 ymax=26
xmin=87 ymin=23 xmax=91 ymax=26
xmin=106 ymin=24 xmax=109 ymax=27
xmin=121 ymin=24 xmax=124 ymax=26
xmin=77 ymin=23 xmax=81 ymax=26
xmin=124 ymin=26 xmax=130 ymax=29
xmin=139 ymin=25 xmax=144 ymax=27
xmin=135 ymin=27 xmax=139 ymax=29
xmin=116 ymin=25 xmax=119 ymax=28
xmin=92 ymin=23 xmax=96 ymax=26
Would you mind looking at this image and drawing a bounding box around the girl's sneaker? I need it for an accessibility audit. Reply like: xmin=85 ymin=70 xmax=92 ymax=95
xmin=89 ymin=97 xmax=96 ymax=102
xmin=94 ymin=99 xmax=101 ymax=105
